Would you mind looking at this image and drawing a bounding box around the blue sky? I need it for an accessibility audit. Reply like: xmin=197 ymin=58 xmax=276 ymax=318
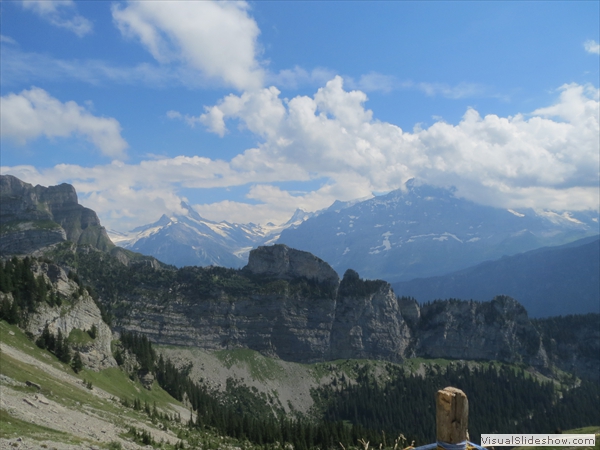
xmin=1 ymin=1 xmax=599 ymax=231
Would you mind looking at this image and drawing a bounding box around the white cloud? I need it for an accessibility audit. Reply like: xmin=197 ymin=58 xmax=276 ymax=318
xmin=166 ymin=110 xmax=204 ymax=128
xmin=268 ymin=67 xmax=492 ymax=98
xmin=584 ymin=39 xmax=600 ymax=55
xmin=0 ymin=87 xmax=128 ymax=159
xmin=1 ymin=35 xmax=17 ymax=44
xmin=22 ymin=0 xmax=92 ymax=37
xmin=112 ymin=1 xmax=264 ymax=91
xmin=2 ymin=80 xmax=598 ymax=230
xmin=199 ymin=77 xmax=599 ymax=212
xmin=1 ymin=39 xmax=498 ymax=104
xmin=351 ymin=72 xmax=397 ymax=94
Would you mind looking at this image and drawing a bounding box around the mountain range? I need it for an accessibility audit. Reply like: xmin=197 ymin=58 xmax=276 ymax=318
xmin=108 ymin=180 xmax=599 ymax=283
xmin=1 ymin=178 xmax=598 ymax=450
xmin=392 ymin=235 xmax=600 ymax=317
xmin=2 ymin=174 xmax=598 ymax=320
xmin=109 ymin=202 xmax=315 ymax=268
xmin=276 ymin=181 xmax=599 ymax=282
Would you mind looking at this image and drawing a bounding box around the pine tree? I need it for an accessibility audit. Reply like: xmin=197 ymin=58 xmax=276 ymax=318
xmin=71 ymin=352 xmax=84 ymax=373
xmin=56 ymin=329 xmax=71 ymax=364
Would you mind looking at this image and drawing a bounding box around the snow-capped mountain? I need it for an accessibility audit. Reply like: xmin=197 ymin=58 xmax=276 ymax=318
xmin=110 ymin=183 xmax=599 ymax=277
xmin=276 ymin=180 xmax=599 ymax=282
xmin=109 ymin=202 xmax=313 ymax=268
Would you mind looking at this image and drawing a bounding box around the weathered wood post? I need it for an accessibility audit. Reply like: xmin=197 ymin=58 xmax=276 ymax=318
xmin=436 ymin=387 xmax=468 ymax=445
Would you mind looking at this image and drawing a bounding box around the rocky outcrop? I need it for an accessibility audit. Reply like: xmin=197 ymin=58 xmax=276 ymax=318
xmin=413 ymin=296 xmax=548 ymax=366
xmin=0 ymin=175 xmax=113 ymax=255
xmin=330 ymin=270 xmax=410 ymax=361
xmin=535 ymin=314 xmax=600 ymax=381
xmin=26 ymin=262 xmax=116 ymax=371
xmin=245 ymin=244 xmax=340 ymax=287
xmin=398 ymin=296 xmax=420 ymax=325
xmin=0 ymin=226 xmax=67 ymax=255
xmin=113 ymin=245 xmax=553 ymax=371
xmin=124 ymin=289 xmax=337 ymax=364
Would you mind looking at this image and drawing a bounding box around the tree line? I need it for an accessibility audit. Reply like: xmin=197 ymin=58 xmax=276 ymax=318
xmin=118 ymin=332 xmax=600 ymax=450
xmin=0 ymin=257 xmax=60 ymax=324
xmin=319 ymin=362 xmax=600 ymax=444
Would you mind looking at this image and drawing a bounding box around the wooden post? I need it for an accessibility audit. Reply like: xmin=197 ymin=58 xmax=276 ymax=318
xmin=436 ymin=386 xmax=468 ymax=444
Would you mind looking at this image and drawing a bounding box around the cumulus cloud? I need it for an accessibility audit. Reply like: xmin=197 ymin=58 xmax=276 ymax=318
xmin=3 ymin=80 xmax=598 ymax=230
xmin=199 ymin=77 xmax=598 ymax=211
xmin=21 ymin=0 xmax=92 ymax=37
xmin=584 ymin=39 xmax=600 ymax=55
xmin=0 ymin=87 xmax=128 ymax=159
xmin=112 ymin=0 xmax=264 ymax=91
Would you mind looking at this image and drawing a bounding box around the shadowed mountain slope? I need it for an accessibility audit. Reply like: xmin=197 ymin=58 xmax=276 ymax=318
xmin=0 ymin=174 xmax=114 ymax=254
xmin=392 ymin=236 xmax=600 ymax=317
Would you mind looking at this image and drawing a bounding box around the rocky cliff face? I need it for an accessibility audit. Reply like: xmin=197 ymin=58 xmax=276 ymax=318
xmin=108 ymin=244 xmax=550 ymax=370
xmin=533 ymin=314 xmax=600 ymax=381
xmin=244 ymin=245 xmax=340 ymax=287
xmin=413 ymin=296 xmax=548 ymax=366
xmin=25 ymin=262 xmax=116 ymax=371
xmin=0 ymin=175 xmax=113 ymax=255
xmin=330 ymin=270 xmax=410 ymax=361
xmin=0 ymin=225 xmax=67 ymax=255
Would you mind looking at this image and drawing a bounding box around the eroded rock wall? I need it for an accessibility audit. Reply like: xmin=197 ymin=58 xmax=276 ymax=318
xmin=26 ymin=262 xmax=117 ymax=371
xmin=115 ymin=245 xmax=551 ymax=370
xmin=0 ymin=175 xmax=113 ymax=254
xmin=413 ymin=296 xmax=548 ymax=366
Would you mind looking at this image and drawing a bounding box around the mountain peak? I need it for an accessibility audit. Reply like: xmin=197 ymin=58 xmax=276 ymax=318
xmin=179 ymin=201 xmax=205 ymax=222
xmin=0 ymin=174 xmax=114 ymax=254
xmin=277 ymin=181 xmax=599 ymax=282
xmin=285 ymin=208 xmax=311 ymax=226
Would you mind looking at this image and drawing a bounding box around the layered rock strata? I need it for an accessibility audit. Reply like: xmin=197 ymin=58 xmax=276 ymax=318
xmin=117 ymin=245 xmax=548 ymax=369
xmin=26 ymin=262 xmax=117 ymax=371
xmin=0 ymin=174 xmax=113 ymax=254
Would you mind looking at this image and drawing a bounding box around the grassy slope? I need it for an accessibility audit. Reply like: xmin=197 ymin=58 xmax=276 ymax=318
xmin=0 ymin=320 xmax=188 ymax=448
xmin=2 ymin=320 xmax=597 ymax=449
xmin=159 ymin=344 xmax=572 ymax=422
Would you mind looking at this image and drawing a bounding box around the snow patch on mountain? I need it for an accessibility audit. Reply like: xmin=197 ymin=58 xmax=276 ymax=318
xmin=276 ymin=182 xmax=600 ymax=282
xmin=508 ymin=209 xmax=525 ymax=217
xmin=108 ymin=204 xmax=322 ymax=268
